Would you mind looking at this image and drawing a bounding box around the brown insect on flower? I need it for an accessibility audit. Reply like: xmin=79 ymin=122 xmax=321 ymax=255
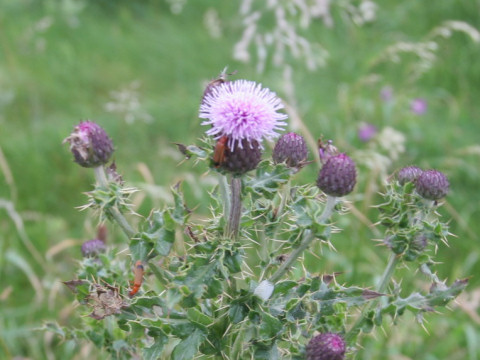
xmin=129 ymin=260 xmax=145 ymax=297
xmin=201 ymin=68 xmax=237 ymax=104
xmin=212 ymin=135 xmax=229 ymax=168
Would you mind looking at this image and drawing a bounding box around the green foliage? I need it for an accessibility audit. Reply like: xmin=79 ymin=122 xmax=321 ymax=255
xmin=1 ymin=1 xmax=479 ymax=359
xmin=53 ymin=152 xmax=465 ymax=359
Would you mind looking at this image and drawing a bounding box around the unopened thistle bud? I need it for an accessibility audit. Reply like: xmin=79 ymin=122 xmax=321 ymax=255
xmin=397 ymin=166 xmax=423 ymax=185
xmin=415 ymin=169 xmax=449 ymax=200
xmin=306 ymin=333 xmax=346 ymax=360
xmin=317 ymin=154 xmax=356 ymax=197
xmin=272 ymin=132 xmax=308 ymax=167
xmin=63 ymin=121 xmax=114 ymax=168
xmin=220 ymin=139 xmax=262 ymax=175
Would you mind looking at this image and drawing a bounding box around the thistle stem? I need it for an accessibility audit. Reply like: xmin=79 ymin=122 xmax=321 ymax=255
xmin=269 ymin=195 xmax=337 ymax=284
xmin=345 ymin=253 xmax=399 ymax=343
xmin=93 ymin=166 xmax=136 ymax=239
xmin=226 ymin=177 xmax=242 ymax=238
xmin=218 ymin=173 xmax=231 ymax=224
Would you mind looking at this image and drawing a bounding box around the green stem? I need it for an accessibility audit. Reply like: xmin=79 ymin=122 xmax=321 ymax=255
xmin=345 ymin=253 xmax=399 ymax=343
xmin=93 ymin=166 xmax=136 ymax=239
xmin=269 ymin=195 xmax=337 ymax=284
xmin=226 ymin=177 xmax=242 ymax=239
xmin=218 ymin=173 xmax=231 ymax=224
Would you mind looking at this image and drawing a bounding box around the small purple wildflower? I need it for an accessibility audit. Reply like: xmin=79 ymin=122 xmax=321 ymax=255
xmin=358 ymin=123 xmax=377 ymax=142
xmin=200 ymin=80 xmax=287 ymax=149
xmin=380 ymin=86 xmax=393 ymax=102
xmin=410 ymin=98 xmax=427 ymax=115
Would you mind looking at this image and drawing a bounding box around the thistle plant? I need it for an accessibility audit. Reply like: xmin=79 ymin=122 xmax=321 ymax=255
xmin=50 ymin=76 xmax=467 ymax=360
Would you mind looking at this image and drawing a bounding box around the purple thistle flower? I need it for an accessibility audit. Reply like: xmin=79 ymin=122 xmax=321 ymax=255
xmin=357 ymin=123 xmax=377 ymax=142
xmin=410 ymin=98 xmax=427 ymax=115
xmin=306 ymin=332 xmax=346 ymax=360
xmin=200 ymin=80 xmax=287 ymax=149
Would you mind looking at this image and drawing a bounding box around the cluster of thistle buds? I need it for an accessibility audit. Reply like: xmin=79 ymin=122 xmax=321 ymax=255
xmin=397 ymin=165 xmax=449 ymax=200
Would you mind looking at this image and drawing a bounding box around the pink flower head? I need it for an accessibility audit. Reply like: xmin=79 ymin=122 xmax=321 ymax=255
xmin=410 ymin=98 xmax=427 ymax=115
xmin=200 ymin=80 xmax=287 ymax=149
xmin=358 ymin=122 xmax=377 ymax=142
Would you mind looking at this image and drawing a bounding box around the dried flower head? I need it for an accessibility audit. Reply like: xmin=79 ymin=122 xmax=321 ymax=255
xmin=317 ymin=154 xmax=357 ymax=197
xmin=63 ymin=121 xmax=114 ymax=168
xmin=306 ymin=332 xmax=346 ymax=360
xmin=272 ymin=132 xmax=308 ymax=167
xmin=200 ymin=80 xmax=287 ymax=149
xmin=415 ymin=169 xmax=449 ymax=200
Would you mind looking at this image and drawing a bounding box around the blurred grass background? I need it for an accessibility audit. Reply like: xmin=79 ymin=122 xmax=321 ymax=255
xmin=0 ymin=0 xmax=479 ymax=359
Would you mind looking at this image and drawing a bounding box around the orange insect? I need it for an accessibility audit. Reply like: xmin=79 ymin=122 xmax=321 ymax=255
xmin=213 ymin=135 xmax=228 ymax=167
xmin=129 ymin=260 xmax=144 ymax=297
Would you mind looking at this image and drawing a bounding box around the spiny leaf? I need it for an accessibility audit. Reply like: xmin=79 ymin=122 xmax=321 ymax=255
xmin=172 ymin=328 xmax=206 ymax=360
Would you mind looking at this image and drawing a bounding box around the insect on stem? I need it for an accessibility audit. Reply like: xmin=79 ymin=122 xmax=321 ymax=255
xmin=129 ymin=260 xmax=145 ymax=297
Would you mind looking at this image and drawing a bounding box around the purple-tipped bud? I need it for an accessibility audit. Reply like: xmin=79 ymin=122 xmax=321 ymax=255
xmin=306 ymin=333 xmax=346 ymax=360
xmin=317 ymin=154 xmax=356 ymax=197
xmin=63 ymin=121 xmax=114 ymax=168
xmin=272 ymin=132 xmax=308 ymax=167
xmin=397 ymin=166 xmax=423 ymax=185
xmin=81 ymin=239 xmax=106 ymax=257
xmin=415 ymin=170 xmax=449 ymax=200
xmin=220 ymin=139 xmax=262 ymax=175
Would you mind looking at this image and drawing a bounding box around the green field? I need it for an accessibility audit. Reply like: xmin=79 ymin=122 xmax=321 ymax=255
xmin=1 ymin=0 xmax=479 ymax=359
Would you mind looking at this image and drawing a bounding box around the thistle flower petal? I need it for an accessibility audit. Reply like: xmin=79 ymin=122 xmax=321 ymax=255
xmin=200 ymin=80 xmax=287 ymax=149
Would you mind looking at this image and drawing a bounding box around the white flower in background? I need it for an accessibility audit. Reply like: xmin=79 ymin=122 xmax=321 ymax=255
xmin=203 ymin=8 xmax=222 ymax=39
xmin=377 ymin=127 xmax=405 ymax=162
xmin=104 ymin=81 xmax=153 ymax=124
xmin=234 ymin=0 xmax=331 ymax=72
